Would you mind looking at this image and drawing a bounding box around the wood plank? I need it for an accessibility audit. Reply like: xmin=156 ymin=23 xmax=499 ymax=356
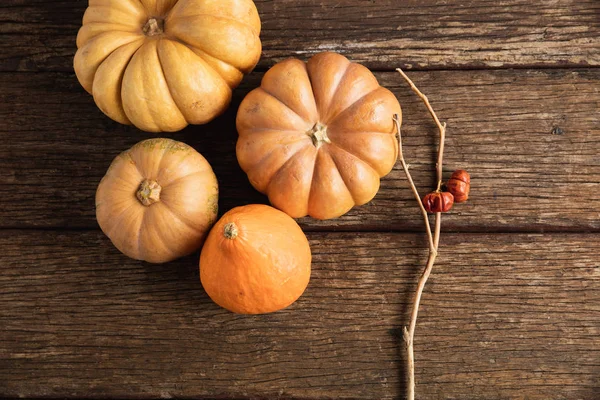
xmin=1 ymin=0 xmax=599 ymax=72
xmin=0 ymin=230 xmax=598 ymax=399
xmin=1 ymin=69 xmax=599 ymax=231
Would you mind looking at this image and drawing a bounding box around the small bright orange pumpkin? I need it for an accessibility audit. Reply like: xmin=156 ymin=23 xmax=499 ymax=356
xmin=96 ymin=138 xmax=219 ymax=263
xmin=236 ymin=52 xmax=401 ymax=220
xmin=74 ymin=0 xmax=262 ymax=132
xmin=200 ymin=204 xmax=311 ymax=314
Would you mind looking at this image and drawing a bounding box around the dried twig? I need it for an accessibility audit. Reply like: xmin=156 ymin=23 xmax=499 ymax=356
xmin=394 ymin=68 xmax=447 ymax=400
xmin=394 ymin=114 xmax=435 ymax=253
xmin=396 ymin=68 xmax=446 ymax=190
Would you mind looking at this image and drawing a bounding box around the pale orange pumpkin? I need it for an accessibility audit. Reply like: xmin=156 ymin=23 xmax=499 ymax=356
xmin=96 ymin=138 xmax=219 ymax=263
xmin=236 ymin=52 xmax=401 ymax=220
xmin=200 ymin=204 xmax=311 ymax=314
xmin=74 ymin=0 xmax=262 ymax=132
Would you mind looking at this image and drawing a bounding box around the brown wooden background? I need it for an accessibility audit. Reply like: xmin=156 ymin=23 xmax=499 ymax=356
xmin=1 ymin=1 xmax=599 ymax=399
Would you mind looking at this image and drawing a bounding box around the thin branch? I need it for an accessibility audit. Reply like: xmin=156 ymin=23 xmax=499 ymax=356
xmin=393 ymin=115 xmax=434 ymax=252
xmin=436 ymin=123 xmax=446 ymax=191
xmin=396 ymin=68 xmax=446 ymax=139
xmin=395 ymin=68 xmax=447 ymax=400
xmin=394 ymin=113 xmax=438 ymax=400
xmin=396 ymin=68 xmax=447 ymax=190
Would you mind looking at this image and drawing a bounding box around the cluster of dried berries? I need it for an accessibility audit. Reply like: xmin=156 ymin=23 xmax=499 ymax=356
xmin=422 ymin=170 xmax=471 ymax=213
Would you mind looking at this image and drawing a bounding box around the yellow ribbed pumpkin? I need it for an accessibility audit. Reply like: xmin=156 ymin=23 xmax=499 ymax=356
xmin=74 ymin=0 xmax=262 ymax=132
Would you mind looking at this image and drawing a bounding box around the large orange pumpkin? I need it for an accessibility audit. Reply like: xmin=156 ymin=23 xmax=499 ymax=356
xmin=74 ymin=0 xmax=262 ymax=132
xmin=200 ymin=204 xmax=311 ymax=314
xmin=236 ymin=52 xmax=401 ymax=220
xmin=96 ymin=138 xmax=219 ymax=263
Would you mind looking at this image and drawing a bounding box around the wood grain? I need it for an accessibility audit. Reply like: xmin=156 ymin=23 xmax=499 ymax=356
xmin=1 ymin=69 xmax=598 ymax=231
xmin=1 ymin=0 xmax=599 ymax=72
xmin=1 ymin=1 xmax=599 ymax=399
xmin=0 ymin=230 xmax=598 ymax=399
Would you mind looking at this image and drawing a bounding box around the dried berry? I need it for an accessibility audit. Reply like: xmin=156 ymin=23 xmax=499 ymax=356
xmin=447 ymin=170 xmax=471 ymax=203
xmin=422 ymin=192 xmax=454 ymax=213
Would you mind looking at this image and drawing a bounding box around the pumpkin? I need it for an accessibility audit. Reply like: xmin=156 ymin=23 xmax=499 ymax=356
xmin=200 ymin=204 xmax=311 ymax=314
xmin=447 ymin=170 xmax=471 ymax=203
xmin=96 ymin=138 xmax=219 ymax=263
xmin=236 ymin=52 xmax=401 ymax=220
xmin=74 ymin=0 xmax=262 ymax=132
xmin=422 ymin=191 xmax=454 ymax=213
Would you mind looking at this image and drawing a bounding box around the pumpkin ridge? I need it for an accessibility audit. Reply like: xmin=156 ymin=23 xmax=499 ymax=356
xmin=111 ymin=205 xmax=144 ymax=261
xmin=158 ymin=38 xmax=234 ymax=110
xmin=82 ymin=6 xmax=146 ymax=30
xmin=124 ymin=149 xmax=145 ymax=179
xmin=160 ymin=0 xmax=180 ymax=21
xmin=103 ymin=204 xmax=143 ymax=259
xmin=103 ymin=169 xmax=141 ymax=189
xmin=93 ymin=38 xmax=144 ymax=125
xmin=306 ymin=54 xmax=350 ymax=119
xmin=118 ymin=42 xmax=163 ymax=131
xmin=257 ymin=88 xmax=310 ymax=125
xmin=96 ymin=192 xmax=131 ymax=212
xmin=325 ymin=145 xmax=358 ymax=205
xmin=157 ymin=153 xmax=202 ymax=184
xmin=185 ymin=45 xmax=238 ymax=88
xmin=307 ymin=150 xmax=354 ymax=218
xmin=88 ymin=0 xmax=147 ymax=17
xmin=325 ymin=86 xmax=383 ymax=126
xmin=147 ymin=204 xmax=193 ymax=258
xmin=134 ymin=137 xmax=189 ymax=152
xmin=322 ymin=62 xmax=353 ymax=121
xmin=267 ymin=144 xmax=315 ymax=192
xmin=137 ymin=0 xmax=179 ymax=18
xmin=327 ymin=144 xmax=380 ymax=205
xmin=136 ymin=210 xmax=147 ymax=261
xmin=132 ymin=139 xmax=194 ymax=177
xmin=155 ymin=136 xmax=186 ymax=175
xmin=97 ymin=33 xmax=145 ymax=66
xmin=160 ymin=200 xmax=207 ymax=235
xmin=104 ymin=201 xmax=140 ymax=239
xmin=160 ymin=170 xmax=208 ymax=189
xmin=327 ymin=141 xmax=381 ymax=177
xmin=238 ymin=128 xmax=307 ymax=137
xmin=165 ymin=14 xmax=260 ymax=73
xmin=329 ymin=130 xmax=397 ymax=137
xmin=169 ymin=35 xmax=243 ymax=80
xmin=169 ymin=13 xmax=260 ymax=37
xmin=134 ymin=138 xmax=191 ymax=181
xmin=244 ymin=137 xmax=310 ymax=179
xmin=267 ymin=145 xmax=316 ymax=217
xmin=130 ymin=40 xmax=188 ymax=131
xmin=77 ymin=23 xmax=143 ymax=48
xmin=75 ymin=31 xmax=144 ymax=93
xmin=155 ymin=38 xmax=189 ymax=125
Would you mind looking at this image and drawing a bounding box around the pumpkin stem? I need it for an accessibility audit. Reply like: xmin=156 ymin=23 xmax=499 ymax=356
xmin=307 ymin=123 xmax=331 ymax=149
xmin=137 ymin=180 xmax=162 ymax=206
xmin=223 ymin=222 xmax=239 ymax=240
xmin=143 ymin=17 xmax=164 ymax=37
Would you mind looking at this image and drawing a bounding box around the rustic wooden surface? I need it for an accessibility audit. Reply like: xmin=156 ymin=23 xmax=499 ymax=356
xmin=2 ymin=69 xmax=599 ymax=232
xmin=1 ymin=0 xmax=599 ymax=399
xmin=2 ymin=0 xmax=600 ymax=71
xmin=1 ymin=232 xmax=599 ymax=399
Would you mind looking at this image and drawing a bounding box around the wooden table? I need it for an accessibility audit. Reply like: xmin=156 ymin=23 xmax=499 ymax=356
xmin=1 ymin=1 xmax=599 ymax=399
